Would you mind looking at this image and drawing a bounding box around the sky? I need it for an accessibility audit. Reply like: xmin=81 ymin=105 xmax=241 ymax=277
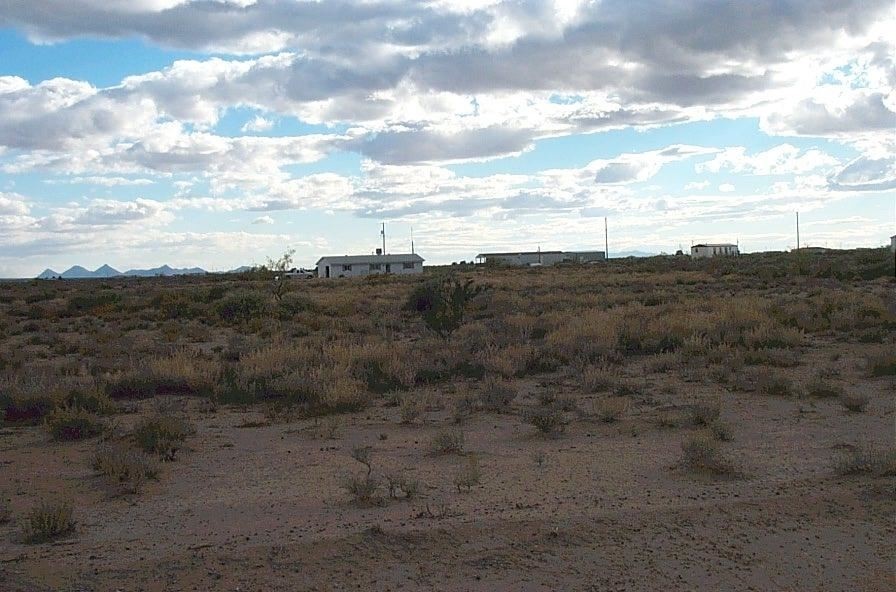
xmin=0 ymin=1 xmax=894 ymax=276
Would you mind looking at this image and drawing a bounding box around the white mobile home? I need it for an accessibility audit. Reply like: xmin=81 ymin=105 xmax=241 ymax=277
xmin=475 ymin=250 xmax=606 ymax=266
xmin=316 ymin=253 xmax=424 ymax=279
xmin=691 ymin=244 xmax=739 ymax=258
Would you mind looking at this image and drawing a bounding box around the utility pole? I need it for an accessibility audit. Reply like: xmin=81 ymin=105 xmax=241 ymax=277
xmin=381 ymin=222 xmax=386 ymax=255
xmin=604 ymin=217 xmax=609 ymax=260
xmin=795 ymin=212 xmax=800 ymax=251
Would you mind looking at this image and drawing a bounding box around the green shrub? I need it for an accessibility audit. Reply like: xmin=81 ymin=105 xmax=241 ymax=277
xmin=65 ymin=292 xmax=121 ymax=316
xmin=45 ymin=407 xmax=104 ymax=441
xmin=406 ymin=277 xmax=485 ymax=337
xmin=65 ymin=387 xmax=114 ymax=415
xmin=23 ymin=500 xmax=75 ymax=544
xmin=1 ymin=392 xmax=56 ymax=425
xmin=278 ymin=292 xmax=314 ymax=319
xmin=216 ymin=290 xmax=270 ymax=323
xmin=133 ymin=415 xmax=194 ymax=460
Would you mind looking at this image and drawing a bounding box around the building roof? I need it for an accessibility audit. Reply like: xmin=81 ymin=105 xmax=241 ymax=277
xmin=692 ymin=243 xmax=738 ymax=248
xmin=316 ymin=253 xmax=424 ymax=265
xmin=476 ymin=251 xmax=565 ymax=258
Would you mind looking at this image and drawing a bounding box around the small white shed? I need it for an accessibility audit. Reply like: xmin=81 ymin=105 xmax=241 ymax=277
xmin=316 ymin=253 xmax=424 ymax=278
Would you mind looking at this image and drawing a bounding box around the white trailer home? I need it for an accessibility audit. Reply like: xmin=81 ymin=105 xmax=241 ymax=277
xmin=475 ymin=250 xmax=606 ymax=266
xmin=690 ymin=244 xmax=739 ymax=258
xmin=316 ymin=253 xmax=424 ymax=279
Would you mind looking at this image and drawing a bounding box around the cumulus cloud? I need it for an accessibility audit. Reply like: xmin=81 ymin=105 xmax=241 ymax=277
xmin=241 ymin=115 xmax=274 ymax=133
xmin=697 ymin=144 xmax=841 ymax=176
xmin=252 ymin=215 xmax=275 ymax=224
xmin=719 ymin=183 xmax=735 ymax=192
xmin=828 ymin=155 xmax=896 ymax=191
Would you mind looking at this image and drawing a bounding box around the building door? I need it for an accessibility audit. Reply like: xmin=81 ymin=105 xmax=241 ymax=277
xmin=325 ymin=266 xmax=330 ymax=278
xmin=385 ymin=264 xmax=391 ymax=273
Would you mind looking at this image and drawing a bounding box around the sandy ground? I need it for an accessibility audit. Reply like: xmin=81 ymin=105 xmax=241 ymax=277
xmin=1 ymin=341 xmax=894 ymax=591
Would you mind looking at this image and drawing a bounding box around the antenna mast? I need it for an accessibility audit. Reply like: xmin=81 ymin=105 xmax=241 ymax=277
xmin=381 ymin=222 xmax=386 ymax=255
xmin=410 ymin=226 xmax=414 ymax=255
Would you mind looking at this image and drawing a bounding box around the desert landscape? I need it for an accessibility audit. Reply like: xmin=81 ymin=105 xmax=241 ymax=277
xmin=1 ymin=249 xmax=894 ymax=591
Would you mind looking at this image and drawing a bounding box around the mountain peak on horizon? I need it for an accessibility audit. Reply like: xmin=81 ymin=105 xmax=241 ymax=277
xmin=40 ymin=263 xmax=207 ymax=279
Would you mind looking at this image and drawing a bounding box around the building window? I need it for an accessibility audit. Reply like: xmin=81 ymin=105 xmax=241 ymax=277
xmin=342 ymin=264 xmax=352 ymax=271
xmin=403 ymin=262 xmax=415 ymax=269
xmin=369 ymin=263 xmax=381 ymax=270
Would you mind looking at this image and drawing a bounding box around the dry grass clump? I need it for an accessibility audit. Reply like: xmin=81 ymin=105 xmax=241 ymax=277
xmin=133 ymin=414 xmax=194 ymax=460
xmin=523 ymin=406 xmax=567 ymax=436
xmin=594 ymin=397 xmax=628 ymax=423
xmin=483 ymin=344 xmax=537 ymax=378
xmin=688 ymin=399 xmax=721 ymax=426
xmin=398 ymin=397 xmax=422 ymax=424
xmin=756 ymin=372 xmax=796 ymax=397
xmin=22 ymin=500 xmax=75 ymax=544
xmin=385 ymin=472 xmax=421 ymax=500
xmin=64 ymin=385 xmax=115 ymax=415
xmin=45 ymin=407 xmax=105 ymax=441
xmin=805 ymin=378 xmax=844 ymax=398
xmin=867 ymin=349 xmax=896 ymax=377
xmin=581 ymin=365 xmax=618 ymax=393
xmin=0 ymin=498 xmax=10 ymax=524
xmin=839 ymin=392 xmax=870 ymax=413
xmin=834 ymin=446 xmax=896 ymax=477
xmin=743 ymin=323 xmax=804 ymax=350
xmin=680 ymin=433 xmax=739 ymax=476
xmin=92 ymin=442 xmax=159 ymax=494
xmin=454 ymin=456 xmax=482 ymax=492
xmin=430 ymin=429 xmax=465 ymax=454
xmin=107 ymin=350 xmax=219 ymax=399
xmin=1 ymin=389 xmax=57 ymax=425
xmin=478 ymin=376 xmax=518 ymax=413
xmin=342 ymin=473 xmax=381 ymax=505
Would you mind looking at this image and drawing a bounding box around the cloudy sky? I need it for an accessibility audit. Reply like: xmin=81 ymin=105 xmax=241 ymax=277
xmin=0 ymin=0 xmax=894 ymax=276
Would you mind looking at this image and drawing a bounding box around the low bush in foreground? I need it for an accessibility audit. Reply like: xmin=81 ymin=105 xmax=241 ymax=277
xmin=0 ymin=498 xmax=10 ymax=524
xmin=839 ymin=392 xmax=870 ymax=413
xmin=23 ymin=500 xmax=75 ymax=544
xmin=1 ymin=391 xmax=56 ymax=425
xmin=523 ymin=406 xmax=567 ymax=436
xmin=92 ymin=442 xmax=159 ymax=494
xmin=133 ymin=415 xmax=194 ymax=460
xmin=868 ymin=350 xmax=896 ymax=377
xmin=835 ymin=446 xmax=896 ymax=477
xmin=429 ymin=429 xmax=465 ymax=454
xmin=680 ymin=433 xmax=739 ymax=476
xmin=45 ymin=407 xmax=104 ymax=441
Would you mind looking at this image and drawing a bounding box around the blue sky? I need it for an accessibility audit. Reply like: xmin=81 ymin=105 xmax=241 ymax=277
xmin=0 ymin=1 xmax=894 ymax=276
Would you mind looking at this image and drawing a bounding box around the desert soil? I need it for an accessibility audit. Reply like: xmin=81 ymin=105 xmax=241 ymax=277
xmin=1 ymin=340 xmax=894 ymax=591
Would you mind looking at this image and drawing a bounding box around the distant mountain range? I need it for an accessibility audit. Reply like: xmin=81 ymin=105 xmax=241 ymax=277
xmin=37 ymin=264 xmax=208 ymax=279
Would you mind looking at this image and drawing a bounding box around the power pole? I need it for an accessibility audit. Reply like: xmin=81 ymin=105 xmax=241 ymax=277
xmin=381 ymin=222 xmax=386 ymax=255
xmin=795 ymin=212 xmax=800 ymax=251
xmin=604 ymin=217 xmax=609 ymax=260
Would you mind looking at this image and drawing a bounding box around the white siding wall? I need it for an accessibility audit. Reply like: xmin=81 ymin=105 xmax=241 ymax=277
xmin=317 ymin=261 xmax=423 ymax=278
xmin=485 ymin=253 xmax=568 ymax=266
xmin=691 ymin=245 xmax=739 ymax=258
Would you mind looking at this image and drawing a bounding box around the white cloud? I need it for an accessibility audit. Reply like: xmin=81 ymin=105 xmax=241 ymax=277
xmin=697 ymin=144 xmax=841 ymax=176
xmin=252 ymin=215 xmax=274 ymax=225
xmin=719 ymin=183 xmax=735 ymax=192
xmin=241 ymin=115 xmax=274 ymax=133
xmin=685 ymin=180 xmax=710 ymax=190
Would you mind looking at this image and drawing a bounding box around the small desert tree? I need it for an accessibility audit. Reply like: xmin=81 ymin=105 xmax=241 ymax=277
xmin=264 ymin=248 xmax=296 ymax=302
xmin=406 ymin=276 xmax=486 ymax=337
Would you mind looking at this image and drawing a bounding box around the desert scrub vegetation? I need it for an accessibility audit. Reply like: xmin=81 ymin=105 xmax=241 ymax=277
xmin=680 ymin=433 xmax=739 ymax=477
xmin=429 ymin=428 xmax=465 ymax=454
xmin=867 ymin=349 xmax=896 ymax=377
xmin=133 ymin=414 xmax=194 ymax=460
xmin=523 ymin=406 xmax=567 ymax=437
xmin=839 ymin=393 xmax=870 ymax=413
xmin=593 ymin=396 xmax=628 ymax=423
xmin=834 ymin=446 xmax=896 ymax=477
xmin=478 ymin=376 xmax=518 ymax=412
xmin=22 ymin=500 xmax=76 ymax=544
xmin=93 ymin=442 xmax=159 ymax=494
xmin=0 ymin=498 xmax=10 ymax=524
xmin=454 ymin=456 xmax=482 ymax=492
xmin=45 ymin=407 xmax=105 ymax=441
